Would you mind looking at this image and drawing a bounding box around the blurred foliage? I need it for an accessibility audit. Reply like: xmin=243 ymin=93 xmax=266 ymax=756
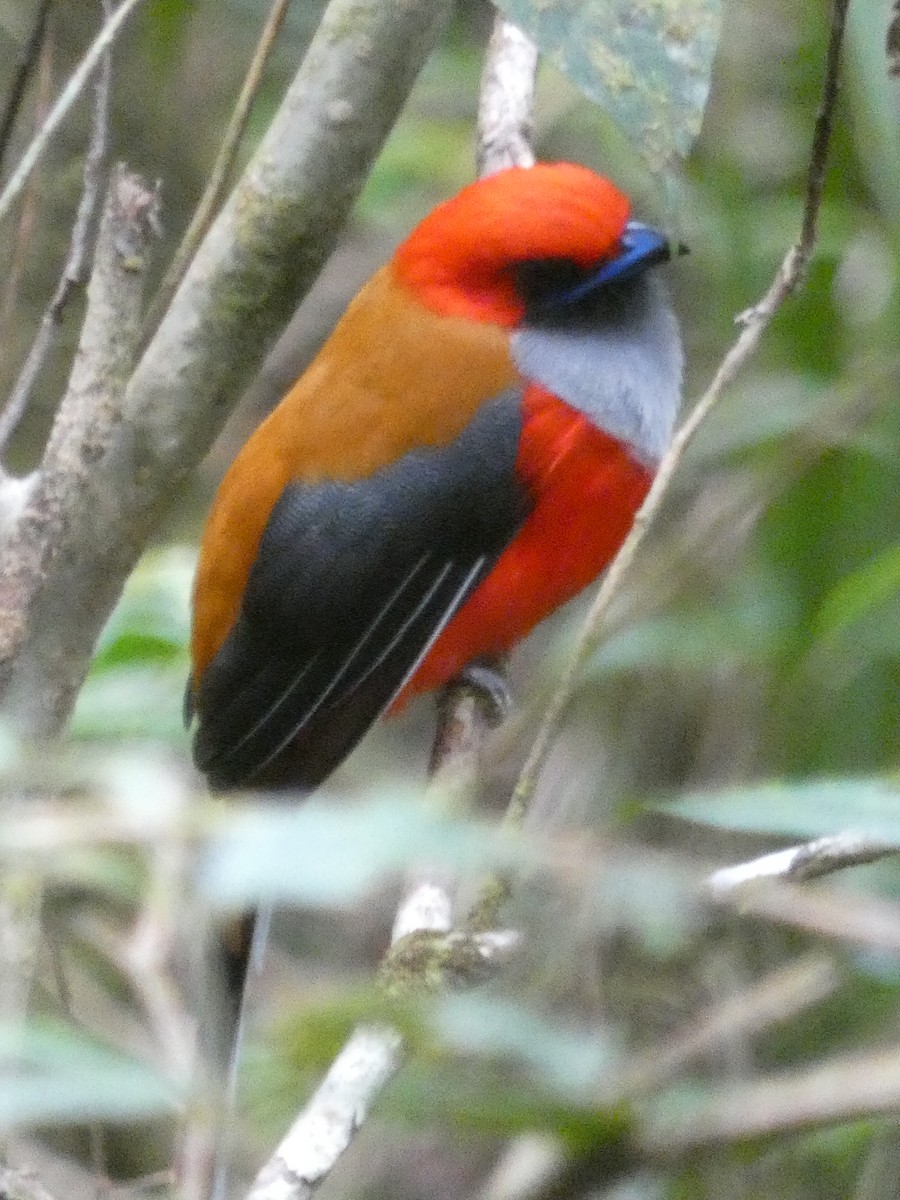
xmin=0 ymin=1019 xmax=176 ymax=1124
xmin=664 ymin=778 xmax=900 ymax=841
xmin=0 ymin=0 xmax=899 ymax=1197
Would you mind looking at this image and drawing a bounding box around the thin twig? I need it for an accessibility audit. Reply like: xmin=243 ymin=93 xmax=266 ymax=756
xmin=144 ymin=0 xmax=294 ymax=340
xmin=0 ymin=0 xmax=114 ymax=454
xmin=625 ymin=956 xmax=840 ymax=1094
xmin=0 ymin=0 xmax=145 ymax=226
xmin=713 ymin=876 xmax=900 ymax=953
xmin=0 ymin=0 xmax=54 ymax=177
xmin=0 ymin=28 xmax=55 ymax=398
xmin=506 ymin=0 xmax=852 ymax=835
xmin=709 ymin=832 xmax=897 ymax=893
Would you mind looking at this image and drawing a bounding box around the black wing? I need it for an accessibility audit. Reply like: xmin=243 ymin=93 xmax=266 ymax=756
xmin=191 ymin=389 xmax=530 ymax=791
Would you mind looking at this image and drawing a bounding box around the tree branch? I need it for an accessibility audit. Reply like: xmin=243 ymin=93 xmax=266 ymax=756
xmin=709 ymin=832 xmax=897 ymax=893
xmin=0 ymin=0 xmax=55 ymax=177
xmin=642 ymin=1042 xmax=900 ymax=1153
xmin=476 ymin=19 xmax=537 ymax=176
xmin=0 ymin=165 xmax=159 ymax=732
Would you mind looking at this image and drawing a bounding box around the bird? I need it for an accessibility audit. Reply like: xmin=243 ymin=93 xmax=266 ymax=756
xmin=187 ymin=160 xmax=683 ymax=1014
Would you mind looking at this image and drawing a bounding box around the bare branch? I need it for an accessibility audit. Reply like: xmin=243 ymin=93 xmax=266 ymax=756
xmin=642 ymin=1042 xmax=900 ymax=1153
xmin=508 ymin=0 xmax=852 ymax=829
xmin=247 ymin=1027 xmax=403 ymax=1200
xmin=477 ymin=19 xmax=538 ymax=176
xmin=243 ymin=884 xmax=443 ymax=1200
xmin=144 ymin=0 xmax=293 ymax=339
xmin=0 ymin=0 xmax=115 ymax=453
xmin=0 ymin=166 xmax=158 ymax=730
xmin=625 ymin=956 xmax=840 ymax=1094
xmin=709 ymin=832 xmax=897 ymax=893
xmin=0 ymin=0 xmax=453 ymax=741
xmin=0 ymin=0 xmax=146 ymax=225
xmin=0 ymin=30 xmax=54 ymax=369
xmin=712 ymin=877 xmax=900 ymax=954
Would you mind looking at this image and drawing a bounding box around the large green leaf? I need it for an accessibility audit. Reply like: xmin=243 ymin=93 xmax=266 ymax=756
xmin=435 ymin=993 xmax=621 ymax=1099
xmin=201 ymin=796 xmax=531 ymax=908
xmin=660 ymin=778 xmax=900 ymax=843
xmin=495 ymin=0 xmax=720 ymax=171
xmin=0 ymin=1022 xmax=177 ymax=1125
xmin=813 ymin=545 xmax=900 ymax=642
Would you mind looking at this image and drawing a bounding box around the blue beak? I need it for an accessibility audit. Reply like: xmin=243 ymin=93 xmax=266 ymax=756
xmin=537 ymin=221 xmax=682 ymax=311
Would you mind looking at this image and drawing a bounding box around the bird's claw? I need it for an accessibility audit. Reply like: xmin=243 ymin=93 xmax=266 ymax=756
xmin=457 ymin=660 xmax=512 ymax=720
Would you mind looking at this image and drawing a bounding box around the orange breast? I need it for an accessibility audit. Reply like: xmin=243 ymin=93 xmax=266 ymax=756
xmin=393 ymin=385 xmax=653 ymax=705
xmin=191 ymin=266 xmax=517 ymax=685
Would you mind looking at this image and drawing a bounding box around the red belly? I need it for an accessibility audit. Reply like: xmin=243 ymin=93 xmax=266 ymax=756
xmin=394 ymin=385 xmax=653 ymax=707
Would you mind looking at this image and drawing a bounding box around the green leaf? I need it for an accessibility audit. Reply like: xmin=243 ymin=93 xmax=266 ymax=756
xmin=387 ymin=1057 xmax=632 ymax=1149
xmin=0 ymin=1021 xmax=177 ymax=1125
xmin=495 ymin=0 xmax=721 ymax=171
xmin=70 ymin=668 xmax=189 ymax=742
xmin=90 ymin=547 xmax=193 ymax=671
xmin=435 ymin=993 xmax=621 ymax=1099
xmin=201 ymin=796 xmax=529 ymax=908
xmin=813 ymin=545 xmax=900 ymax=641
xmin=660 ymin=778 xmax=900 ymax=843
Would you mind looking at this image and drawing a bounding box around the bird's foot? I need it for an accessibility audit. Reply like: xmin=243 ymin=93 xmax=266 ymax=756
xmin=456 ymin=659 xmax=512 ymax=721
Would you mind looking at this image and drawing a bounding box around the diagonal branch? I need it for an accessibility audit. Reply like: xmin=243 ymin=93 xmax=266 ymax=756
xmin=0 ymin=165 xmax=159 ymax=724
xmin=0 ymin=0 xmax=55 ymax=176
xmin=709 ymin=831 xmax=897 ymax=892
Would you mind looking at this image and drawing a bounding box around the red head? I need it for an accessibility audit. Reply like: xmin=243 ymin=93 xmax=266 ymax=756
xmin=392 ymin=162 xmax=631 ymax=327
